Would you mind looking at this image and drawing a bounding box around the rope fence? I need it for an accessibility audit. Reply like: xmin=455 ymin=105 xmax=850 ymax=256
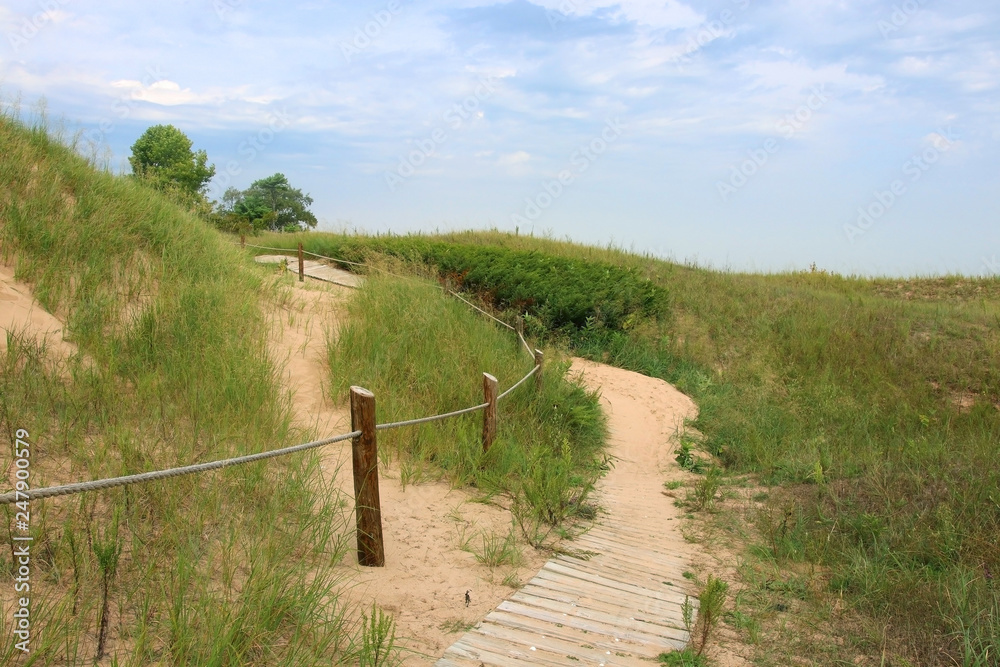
xmin=0 ymin=431 xmax=360 ymax=505
xmin=446 ymin=290 xmax=516 ymax=332
xmin=4 ymin=241 xmax=547 ymax=567
xmin=376 ymin=402 xmax=489 ymax=431
xmin=498 ymin=364 xmax=540 ymax=401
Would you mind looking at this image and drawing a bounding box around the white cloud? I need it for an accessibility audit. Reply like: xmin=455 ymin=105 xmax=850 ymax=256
xmin=534 ymin=0 xmax=703 ymax=30
xmin=128 ymin=80 xmax=221 ymax=106
xmin=498 ymin=150 xmax=531 ymax=165
xmin=736 ymin=59 xmax=884 ymax=96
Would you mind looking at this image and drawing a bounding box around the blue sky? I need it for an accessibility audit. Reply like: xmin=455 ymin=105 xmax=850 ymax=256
xmin=2 ymin=0 xmax=998 ymax=275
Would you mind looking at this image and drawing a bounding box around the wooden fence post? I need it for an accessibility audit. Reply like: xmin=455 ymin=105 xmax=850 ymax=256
xmin=534 ymin=349 xmax=544 ymax=392
xmin=297 ymin=242 xmax=305 ymax=282
xmin=482 ymin=373 xmax=498 ymax=452
xmin=350 ymin=386 xmax=384 ymax=567
xmin=240 ymin=234 xmax=245 ymax=249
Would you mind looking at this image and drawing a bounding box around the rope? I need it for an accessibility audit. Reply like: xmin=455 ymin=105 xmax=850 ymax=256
xmin=447 ymin=290 xmax=515 ymax=331
xmin=0 ymin=431 xmax=360 ymax=505
xmin=498 ymin=364 xmax=539 ymax=401
xmin=376 ymin=403 xmax=489 ymax=431
xmin=518 ymin=331 xmax=533 ymax=357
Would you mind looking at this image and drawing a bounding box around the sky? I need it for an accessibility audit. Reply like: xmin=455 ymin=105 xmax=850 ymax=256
xmin=1 ymin=0 xmax=998 ymax=276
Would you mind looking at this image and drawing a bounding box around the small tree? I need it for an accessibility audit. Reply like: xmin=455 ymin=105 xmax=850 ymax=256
xmin=129 ymin=124 xmax=215 ymax=197
xmin=213 ymin=174 xmax=317 ymax=233
xmin=244 ymin=173 xmax=317 ymax=231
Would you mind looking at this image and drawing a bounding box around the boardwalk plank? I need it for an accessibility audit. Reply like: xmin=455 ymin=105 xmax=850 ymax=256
xmin=554 ymin=552 xmax=690 ymax=584
xmin=481 ymin=609 xmax=662 ymax=655
xmin=510 ymin=590 xmax=690 ymax=642
xmin=474 ymin=621 xmax=644 ymax=666
xmin=518 ymin=580 xmax=692 ymax=629
xmin=497 ymin=599 xmax=681 ymax=649
xmin=541 ymin=561 xmax=691 ymax=605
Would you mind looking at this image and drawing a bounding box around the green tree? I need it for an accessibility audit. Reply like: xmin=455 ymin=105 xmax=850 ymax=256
xmin=129 ymin=124 xmax=215 ymax=197
xmin=243 ymin=173 xmax=318 ymax=232
xmin=210 ymin=187 xmax=275 ymax=233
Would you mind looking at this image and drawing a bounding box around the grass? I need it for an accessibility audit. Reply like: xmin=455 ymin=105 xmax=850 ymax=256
xmin=264 ymin=227 xmax=1000 ymax=664
xmin=467 ymin=526 xmax=522 ymax=568
xmin=326 ymin=275 xmax=607 ymax=547
xmin=0 ymin=108 xmax=362 ymax=661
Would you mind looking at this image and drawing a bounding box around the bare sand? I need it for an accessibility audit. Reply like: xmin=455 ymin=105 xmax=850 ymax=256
xmin=0 ymin=261 xmax=78 ymax=360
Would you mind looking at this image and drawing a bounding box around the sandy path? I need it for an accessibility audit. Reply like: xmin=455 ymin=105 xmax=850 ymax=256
xmin=269 ymin=278 xmax=548 ymax=664
xmin=570 ymin=359 xmax=750 ymax=667
xmin=436 ymin=359 xmax=704 ymax=665
xmin=570 ymin=357 xmax=701 ymax=550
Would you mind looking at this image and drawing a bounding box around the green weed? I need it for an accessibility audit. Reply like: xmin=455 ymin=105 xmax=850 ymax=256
xmin=687 ymin=467 xmax=722 ymax=511
xmin=696 ymin=575 xmax=729 ymax=656
xmin=658 ymin=647 xmax=707 ymax=666
xmin=470 ymin=527 xmax=522 ymax=568
xmin=675 ymin=439 xmax=706 ymax=474
xmin=355 ymin=602 xmax=397 ymax=667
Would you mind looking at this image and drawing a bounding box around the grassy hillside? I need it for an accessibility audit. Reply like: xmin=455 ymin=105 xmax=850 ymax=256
xmin=0 ymin=114 xmax=359 ymax=663
xmin=260 ymin=228 xmax=1000 ymax=664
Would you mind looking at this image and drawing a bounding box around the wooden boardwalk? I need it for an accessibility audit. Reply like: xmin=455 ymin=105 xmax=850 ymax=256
xmin=436 ymin=360 xmax=700 ymax=666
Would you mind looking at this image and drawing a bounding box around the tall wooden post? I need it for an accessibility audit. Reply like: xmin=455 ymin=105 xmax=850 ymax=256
xmin=350 ymin=386 xmax=384 ymax=567
xmin=240 ymin=234 xmax=245 ymax=249
xmin=534 ymin=349 xmax=544 ymax=392
xmin=297 ymin=243 xmax=305 ymax=282
xmin=482 ymin=373 xmax=498 ymax=452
